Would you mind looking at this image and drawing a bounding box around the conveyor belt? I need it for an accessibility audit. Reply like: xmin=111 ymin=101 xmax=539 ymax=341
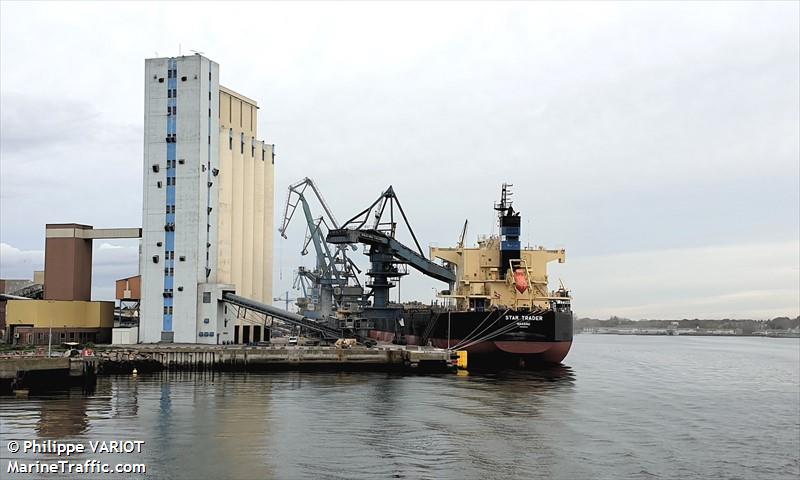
xmin=327 ymin=228 xmax=456 ymax=284
xmin=222 ymin=293 xmax=368 ymax=342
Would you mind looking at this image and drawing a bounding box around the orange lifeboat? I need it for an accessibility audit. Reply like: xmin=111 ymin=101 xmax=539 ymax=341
xmin=513 ymin=268 xmax=528 ymax=293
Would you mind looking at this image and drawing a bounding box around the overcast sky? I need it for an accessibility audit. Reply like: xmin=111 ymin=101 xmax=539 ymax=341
xmin=1 ymin=1 xmax=798 ymax=319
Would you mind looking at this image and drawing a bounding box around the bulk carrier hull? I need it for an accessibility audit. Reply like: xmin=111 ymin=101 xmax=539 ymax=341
xmin=367 ymin=308 xmax=573 ymax=367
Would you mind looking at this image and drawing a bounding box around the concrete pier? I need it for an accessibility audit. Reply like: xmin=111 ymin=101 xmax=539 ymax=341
xmin=0 ymin=357 xmax=98 ymax=393
xmin=97 ymin=345 xmax=454 ymax=373
xmin=0 ymin=346 xmax=452 ymax=393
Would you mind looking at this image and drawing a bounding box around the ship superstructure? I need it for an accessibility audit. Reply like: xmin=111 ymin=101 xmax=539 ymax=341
xmin=431 ymin=184 xmax=570 ymax=313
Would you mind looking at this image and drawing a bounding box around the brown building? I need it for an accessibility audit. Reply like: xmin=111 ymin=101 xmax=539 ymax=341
xmin=43 ymin=224 xmax=141 ymax=301
xmin=116 ymin=275 xmax=141 ymax=301
xmin=2 ymin=224 xmax=140 ymax=345
xmin=115 ymin=275 xmax=141 ymax=329
xmin=44 ymin=224 xmax=94 ymax=301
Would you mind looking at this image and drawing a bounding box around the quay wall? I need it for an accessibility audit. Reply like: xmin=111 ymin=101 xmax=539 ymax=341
xmin=0 ymin=357 xmax=98 ymax=393
xmin=1 ymin=346 xmax=452 ymax=392
xmin=96 ymin=345 xmax=451 ymax=373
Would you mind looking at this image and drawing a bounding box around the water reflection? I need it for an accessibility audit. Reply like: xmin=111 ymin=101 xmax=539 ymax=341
xmin=109 ymin=375 xmax=139 ymax=418
xmin=463 ymin=363 xmax=575 ymax=382
xmin=365 ymin=374 xmax=405 ymax=473
xmin=455 ymin=364 xmax=576 ymax=397
xmin=36 ymin=394 xmax=91 ymax=438
xmin=2 ymin=337 xmax=797 ymax=480
xmin=124 ymin=371 xmax=279 ymax=479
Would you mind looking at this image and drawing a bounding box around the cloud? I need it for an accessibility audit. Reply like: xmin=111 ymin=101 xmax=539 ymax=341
xmin=560 ymin=241 xmax=800 ymax=319
xmin=0 ymin=94 xmax=98 ymax=154
xmin=1 ymin=2 xmax=798 ymax=317
xmin=91 ymin=241 xmax=139 ymax=301
xmin=0 ymin=242 xmax=43 ymax=278
xmin=0 ymin=91 xmax=143 ymax=249
xmin=0 ymin=241 xmax=138 ymax=301
xmin=594 ymin=289 xmax=799 ymax=321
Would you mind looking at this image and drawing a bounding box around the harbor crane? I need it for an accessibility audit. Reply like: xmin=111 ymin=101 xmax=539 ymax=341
xmin=327 ymin=186 xmax=456 ymax=341
xmin=278 ymin=178 xmax=360 ymax=321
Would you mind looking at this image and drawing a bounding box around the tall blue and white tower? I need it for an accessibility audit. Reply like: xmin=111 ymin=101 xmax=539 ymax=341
xmin=140 ymin=55 xmax=275 ymax=344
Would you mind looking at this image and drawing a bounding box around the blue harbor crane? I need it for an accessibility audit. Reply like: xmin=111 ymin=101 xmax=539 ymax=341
xmin=278 ymin=178 xmax=361 ymax=322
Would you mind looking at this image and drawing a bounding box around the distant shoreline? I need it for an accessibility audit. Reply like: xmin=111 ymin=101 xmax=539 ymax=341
xmin=574 ymin=316 xmax=799 ymax=338
xmin=577 ymin=330 xmax=800 ymax=338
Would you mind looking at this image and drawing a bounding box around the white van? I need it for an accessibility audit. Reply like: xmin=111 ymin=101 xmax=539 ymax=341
xmin=288 ymin=336 xmax=299 ymax=346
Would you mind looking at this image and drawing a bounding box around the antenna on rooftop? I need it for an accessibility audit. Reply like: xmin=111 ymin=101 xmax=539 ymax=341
xmin=190 ymin=49 xmax=205 ymax=56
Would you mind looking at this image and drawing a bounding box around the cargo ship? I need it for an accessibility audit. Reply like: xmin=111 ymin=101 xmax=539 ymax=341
xmin=362 ymin=184 xmax=573 ymax=367
xmin=286 ymin=180 xmax=573 ymax=368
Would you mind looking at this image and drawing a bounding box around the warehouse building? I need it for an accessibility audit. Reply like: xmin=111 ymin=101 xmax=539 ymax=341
xmin=3 ymin=224 xmax=140 ymax=345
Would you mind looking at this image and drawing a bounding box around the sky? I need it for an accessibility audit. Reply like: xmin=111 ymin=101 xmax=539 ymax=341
xmin=0 ymin=1 xmax=798 ymax=319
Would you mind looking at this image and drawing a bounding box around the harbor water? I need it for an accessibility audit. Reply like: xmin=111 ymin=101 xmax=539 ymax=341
xmin=1 ymin=335 xmax=798 ymax=479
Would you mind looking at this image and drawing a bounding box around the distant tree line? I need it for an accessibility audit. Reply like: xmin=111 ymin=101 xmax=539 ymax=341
xmin=574 ymin=316 xmax=800 ymax=334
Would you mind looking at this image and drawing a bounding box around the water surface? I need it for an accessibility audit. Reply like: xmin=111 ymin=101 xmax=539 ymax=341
xmin=1 ymin=335 xmax=798 ymax=479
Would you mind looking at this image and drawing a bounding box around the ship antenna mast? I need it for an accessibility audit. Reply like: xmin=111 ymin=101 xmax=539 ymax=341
xmin=494 ymin=183 xmax=513 ymax=211
xmin=494 ymin=183 xmax=514 ymax=225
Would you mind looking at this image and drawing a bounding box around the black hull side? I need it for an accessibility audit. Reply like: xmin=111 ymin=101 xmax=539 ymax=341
xmin=367 ymin=308 xmax=573 ymax=365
